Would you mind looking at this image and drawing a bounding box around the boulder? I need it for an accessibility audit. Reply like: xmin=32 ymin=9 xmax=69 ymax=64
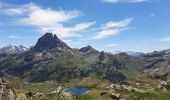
xmin=159 ymin=81 xmax=170 ymax=90
xmin=60 ymin=91 xmax=74 ymax=100
xmin=100 ymin=92 xmax=107 ymax=96
xmin=0 ymin=78 xmax=17 ymax=100
xmin=110 ymin=93 xmax=120 ymax=99
xmin=33 ymin=92 xmax=43 ymax=98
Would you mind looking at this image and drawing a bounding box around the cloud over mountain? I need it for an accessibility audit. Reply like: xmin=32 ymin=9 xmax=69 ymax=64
xmin=1 ymin=2 xmax=95 ymax=38
xmin=94 ymin=17 xmax=132 ymax=39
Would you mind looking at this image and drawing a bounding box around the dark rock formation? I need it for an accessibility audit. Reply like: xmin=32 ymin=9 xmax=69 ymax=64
xmin=32 ymin=33 xmax=70 ymax=52
xmin=104 ymin=71 xmax=127 ymax=83
xmin=159 ymin=81 xmax=170 ymax=90
xmin=99 ymin=51 xmax=105 ymax=63
xmin=110 ymin=93 xmax=120 ymax=99
xmin=79 ymin=45 xmax=94 ymax=53
xmin=143 ymin=50 xmax=170 ymax=79
xmin=0 ymin=33 xmax=143 ymax=83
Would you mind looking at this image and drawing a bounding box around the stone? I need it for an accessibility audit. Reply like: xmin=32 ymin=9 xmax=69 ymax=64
xmin=110 ymin=93 xmax=120 ymax=99
xmin=0 ymin=78 xmax=17 ymax=100
xmin=159 ymin=81 xmax=170 ymax=90
xmin=100 ymin=92 xmax=107 ymax=96
xmin=33 ymin=92 xmax=43 ymax=98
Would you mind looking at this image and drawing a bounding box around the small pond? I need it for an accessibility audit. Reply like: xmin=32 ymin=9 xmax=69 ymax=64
xmin=65 ymin=87 xmax=90 ymax=96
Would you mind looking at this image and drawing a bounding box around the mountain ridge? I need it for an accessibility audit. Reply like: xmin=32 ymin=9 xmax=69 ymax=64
xmin=0 ymin=32 xmax=168 ymax=83
xmin=31 ymin=33 xmax=70 ymax=52
xmin=0 ymin=45 xmax=29 ymax=54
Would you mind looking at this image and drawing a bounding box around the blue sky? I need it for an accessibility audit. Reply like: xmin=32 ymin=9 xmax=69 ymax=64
xmin=0 ymin=0 xmax=170 ymax=53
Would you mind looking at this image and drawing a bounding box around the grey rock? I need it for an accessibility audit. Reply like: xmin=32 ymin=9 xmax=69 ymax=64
xmin=0 ymin=45 xmax=28 ymax=54
xmin=0 ymin=78 xmax=17 ymax=100
xmin=31 ymin=33 xmax=70 ymax=52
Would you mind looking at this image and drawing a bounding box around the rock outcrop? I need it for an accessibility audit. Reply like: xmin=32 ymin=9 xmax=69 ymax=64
xmin=99 ymin=51 xmax=105 ymax=63
xmin=31 ymin=33 xmax=70 ymax=52
xmin=79 ymin=45 xmax=95 ymax=53
xmin=159 ymin=81 xmax=170 ymax=90
xmin=0 ymin=33 xmax=143 ymax=83
xmin=0 ymin=45 xmax=28 ymax=54
xmin=143 ymin=50 xmax=170 ymax=79
xmin=0 ymin=78 xmax=17 ymax=100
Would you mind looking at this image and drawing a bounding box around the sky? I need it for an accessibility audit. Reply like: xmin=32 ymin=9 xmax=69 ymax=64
xmin=0 ymin=0 xmax=170 ymax=53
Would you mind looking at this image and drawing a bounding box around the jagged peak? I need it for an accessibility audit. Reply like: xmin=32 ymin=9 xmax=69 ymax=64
xmin=31 ymin=33 xmax=70 ymax=52
xmin=79 ymin=45 xmax=95 ymax=53
xmin=0 ymin=45 xmax=28 ymax=54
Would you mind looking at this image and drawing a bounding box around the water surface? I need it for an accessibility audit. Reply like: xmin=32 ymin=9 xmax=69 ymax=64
xmin=65 ymin=87 xmax=89 ymax=96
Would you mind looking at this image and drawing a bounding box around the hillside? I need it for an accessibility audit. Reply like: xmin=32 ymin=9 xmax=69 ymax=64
xmin=0 ymin=33 xmax=170 ymax=100
xmin=142 ymin=50 xmax=170 ymax=80
xmin=0 ymin=33 xmax=144 ymax=83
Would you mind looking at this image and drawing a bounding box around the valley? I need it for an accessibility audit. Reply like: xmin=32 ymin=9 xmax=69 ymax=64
xmin=1 ymin=75 xmax=170 ymax=100
xmin=0 ymin=0 xmax=169 ymax=99
xmin=0 ymin=33 xmax=170 ymax=100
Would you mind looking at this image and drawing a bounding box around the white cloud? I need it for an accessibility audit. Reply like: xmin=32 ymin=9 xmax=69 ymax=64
xmin=94 ymin=29 xmax=121 ymax=39
xmin=21 ymin=3 xmax=80 ymax=26
xmin=159 ymin=37 xmax=170 ymax=42
xmin=63 ymin=39 xmax=85 ymax=45
xmin=8 ymin=35 xmax=27 ymax=39
xmin=3 ymin=8 xmax=24 ymax=15
xmin=94 ymin=17 xmax=132 ymax=39
xmin=1 ymin=3 xmax=95 ymax=38
xmin=3 ymin=3 xmax=81 ymax=23
xmin=106 ymin=43 xmax=117 ymax=47
xmin=63 ymin=40 xmax=73 ymax=44
xmin=103 ymin=17 xmax=132 ymax=29
xmin=40 ymin=22 xmax=95 ymax=38
xmin=1 ymin=2 xmax=132 ymax=40
xmin=102 ymin=0 xmax=148 ymax=3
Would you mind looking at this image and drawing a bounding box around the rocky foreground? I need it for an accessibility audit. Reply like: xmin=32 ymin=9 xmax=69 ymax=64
xmin=1 ymin=76 xmax=170 ymax=100
xmin=1 ymin=33 xmax=170 ymax=100
xmin=0 ymin=78 xmax=16 ymax=100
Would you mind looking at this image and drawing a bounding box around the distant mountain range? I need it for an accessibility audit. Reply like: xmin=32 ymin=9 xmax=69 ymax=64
xmin=0 ymin=33 xmax=169 ymax=83
xmin=143 ymin=50 xmax=170 ymax=79
xmin=0 ymin=45 xmax=29 ymax=54
xmin=112 ymin=51 xmax=145 ymax=56
xmin=0 ymin=33 xmax=144 ymax=83
xmin=0 ymin=45 xmax=145 ymax=56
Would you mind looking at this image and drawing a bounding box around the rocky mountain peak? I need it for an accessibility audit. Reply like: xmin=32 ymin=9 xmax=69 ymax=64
xmin=0 ymin=45 xmax=28 ymax=54
xmin=79 ymin=45 xmax=95 ymax=53
xmin=32 ymin=33 xmax=70 ymax=52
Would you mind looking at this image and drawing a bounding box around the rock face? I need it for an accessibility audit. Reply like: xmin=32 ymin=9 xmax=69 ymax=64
xmin=109 ymin=83 xmax=146 ymax=93
xmin=110 ymin=93 xmax=120 ymax=99
xmin=79 ymin=45 xmax=95 ymax=53
xmin=99 ymin=51 xmax=105 ymax=63
xmin=104 ymin=72 xmax=127 ymax=83
xmin=0 ymin=33 xmax=143 ymax=82
xmin=143 ymin=50 xmax=170 ymax=79
xmin=0 ymin=45 xmax=28 ymax=54
xmin=32 ymin=33 xmax=70 ymax=52
xmin=0 ymin=78 xmax=17 ymax=100
xmin=159 ymin=81 xmax=170 ymax=90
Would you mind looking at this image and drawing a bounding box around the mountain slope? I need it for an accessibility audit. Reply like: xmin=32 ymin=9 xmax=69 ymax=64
xmin=31 ymin=33 xmax=70 ymax=52
xmin=0 ymin=45 xmax=28 ymax=54
xmin=142 ymin=50 xmax=170 ymax=79
xmin=0 ymin=33 xmax=144 ymax=82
